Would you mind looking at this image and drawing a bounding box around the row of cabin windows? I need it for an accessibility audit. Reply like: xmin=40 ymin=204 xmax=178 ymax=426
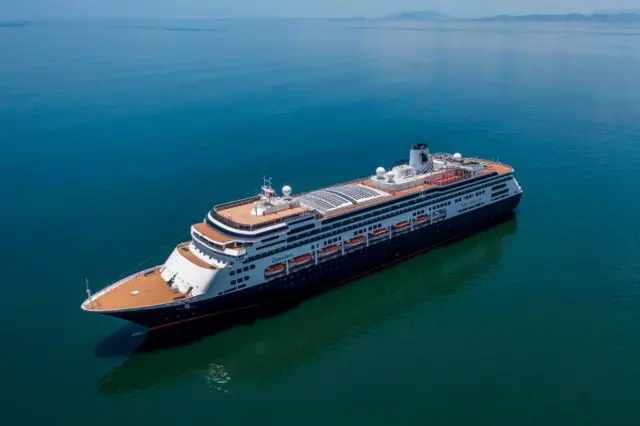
xmin=455 ymin=189 xmax=487 ymax=203
xmin=353 ymin=223 xmax=383 ymax=236
xmin=243 ymin=177 xmax=512 ymax=263
xmin=323 ymin=236 xmax=342 ymax=246
xmin=430 ymin=201 xmax=451 ymax=210
xmin=492 ymin=183 xmax=507 ymax=191
xmin=247 ymin=227 xmax=351 ymax=262
xmin=459 ymin=202 xmax=485 ymax=214
xmin=230 ymin=264 xmax=256 ymax=276
xmin=492 ymin=188 xmax=509 ymax=198
xmin=412 ymin=210 xmax=425 ymax=217
xmin=231 ymin=276 xmax=250 ymax=285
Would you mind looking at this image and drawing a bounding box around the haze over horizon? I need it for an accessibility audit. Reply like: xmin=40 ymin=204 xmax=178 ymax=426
xmin=2 ymin=0 xmax=640 ymax=20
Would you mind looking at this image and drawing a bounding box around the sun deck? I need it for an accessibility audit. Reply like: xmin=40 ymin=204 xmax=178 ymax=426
xmin=484 ymin=161 xmax=513 ymax=175
xmin=192 ymin=222 xmax=235 ymax=243
xmin=84 ymin=268 xmax=185 ymax=311
xmin=177 ymin=243 xmax=215 ymax=269
xmin=217 ymin=203 xmax=307 ymax=226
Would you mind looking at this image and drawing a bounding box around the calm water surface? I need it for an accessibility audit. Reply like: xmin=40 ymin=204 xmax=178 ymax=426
xmin=1 ymin=19 xmax=640 ymax=425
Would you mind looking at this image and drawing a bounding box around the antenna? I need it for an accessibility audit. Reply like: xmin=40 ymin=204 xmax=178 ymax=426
xmin=260 ymin=175 xmax=276 ymax=202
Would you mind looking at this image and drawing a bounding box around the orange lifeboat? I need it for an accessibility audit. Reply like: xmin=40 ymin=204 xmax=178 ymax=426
xmin=318 ymin=245 xmax=339 ymax=257
xmin=290 ymin=253 xmax=312 ymax=266
xmin=394 ymin=221 xmax=411 ymax=229
xmin=345 ymin=236 xmax=365 ymax=247
xmin=265 ymin=263 xmax=285 ymax=276
xmin=414 ymin=215 xmax=429 ymax=223
xmin=370 ymin=228 xmax=388 ymax=238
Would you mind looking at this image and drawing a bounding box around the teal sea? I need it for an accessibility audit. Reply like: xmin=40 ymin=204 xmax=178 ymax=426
xmin=2 ymin=19 xmax=640 ymax=425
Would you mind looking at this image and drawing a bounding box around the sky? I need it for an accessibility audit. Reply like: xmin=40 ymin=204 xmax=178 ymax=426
xmin=2 ymin=0 xmax=640 ymax=20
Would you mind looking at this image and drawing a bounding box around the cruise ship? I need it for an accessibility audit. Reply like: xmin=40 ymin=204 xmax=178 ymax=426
xmin=82 ymin=144 xmax=523 ymax=330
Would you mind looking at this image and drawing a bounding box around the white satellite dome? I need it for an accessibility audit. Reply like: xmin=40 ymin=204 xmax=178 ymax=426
xmin=385 ymin=171 xmax=395 ymax=181
xmin=453 ymin=153 xmax=462 ymax=161
xmin=282 ymin=185 xmax=292 ymax=197
xmin=376 ymin=167 xmax=386 ymax=178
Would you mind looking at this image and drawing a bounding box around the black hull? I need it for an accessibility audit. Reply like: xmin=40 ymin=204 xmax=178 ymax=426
xmin=104 ymin=194 xmax=522 ymax=331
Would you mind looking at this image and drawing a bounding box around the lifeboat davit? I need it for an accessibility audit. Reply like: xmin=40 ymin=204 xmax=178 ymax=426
xmin=290 ymin=253 xmax=312 ymax=266
xmin=265 ymin=263 xmax=285 ymax=276
xmin=394 ymin=221 xmax=411 ymax=229
xmin=370 ymin=228 xmax=388 ymax=238
xmin=346 ymin=236 xmax=365 ymax=247
xmin=318 ymin=245 xmax=339 ymax=257
xmin=414 ymin=215 xmax=429 ymax=223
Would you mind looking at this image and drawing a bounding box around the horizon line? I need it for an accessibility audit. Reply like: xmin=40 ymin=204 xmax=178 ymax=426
xmin=2 ymin=11 xmax=639 ymax=22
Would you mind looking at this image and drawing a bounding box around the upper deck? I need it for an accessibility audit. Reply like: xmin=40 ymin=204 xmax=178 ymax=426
xmin=217 ymin=203 xmax=308 ymax=227
xmin=205 ymin=157 xmax=513 ymax=232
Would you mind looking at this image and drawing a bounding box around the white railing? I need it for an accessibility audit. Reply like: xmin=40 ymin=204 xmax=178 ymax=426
xmin=82 ymin=266 xmax=160 ymax=309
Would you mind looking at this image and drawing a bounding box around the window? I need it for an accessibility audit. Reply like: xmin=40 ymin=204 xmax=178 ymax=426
xmin=243 ymin=266 xmax=249 ymax=272
xmin=235 ymin=269 xmax=241 ymax=274
xmin=493 ymin=188 xmax=509 ymax=198
xmin=287 ymin=223 xmax=315 ymax=235
xmin=231 ymin=280 xmax=236 ymax=285
xmin=250 ymin=264 xmax=255 ymax=270
xmin=244 ymin=276 xmax=249 ymax=282
xmin=230 ymin=271 xmax=235 ymax=276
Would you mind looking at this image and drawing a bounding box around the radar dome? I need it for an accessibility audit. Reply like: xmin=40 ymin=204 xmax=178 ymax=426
xmin=453 ymin=153 xmax=462 ymax=161
xmin=282 ymin=185 xmax=292 ymax=197
xmin=376 ymin=167 xmax=386 ymax=178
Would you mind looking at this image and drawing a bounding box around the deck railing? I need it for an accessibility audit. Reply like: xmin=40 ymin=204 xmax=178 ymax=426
xmin=211 ymin=205 xmax=315 ymax=232
xmin=82 ymin=266 xmax=160 ymax=310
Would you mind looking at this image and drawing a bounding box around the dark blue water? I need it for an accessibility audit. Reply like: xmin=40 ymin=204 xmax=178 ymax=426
xmin=2 ymin=19 xmax=640 ymax=426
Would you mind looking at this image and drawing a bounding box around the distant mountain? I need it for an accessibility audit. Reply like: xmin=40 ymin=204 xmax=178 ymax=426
xmin=479 ymin=12 xmax=640 ymax=22
xmin=383 ymin=10 xmax=640 ymax=23
xmin=385 ymin=11 xmax=453 ymax=21
xmin=595 ymin=9 xmax=640 ymax=15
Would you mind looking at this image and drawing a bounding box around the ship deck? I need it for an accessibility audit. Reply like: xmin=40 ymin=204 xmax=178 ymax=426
xmin=192 ymin=222 xmax=235 ymax=244
xmin=84 ymin=268 xmax=185 ymax=311
xmin=217 ymin=204 xmax=307 ymax=225
xmin=205 ymin=160 xmax=513 ymax=231
xmin=177 ymin=243 xmax=215 ymax=269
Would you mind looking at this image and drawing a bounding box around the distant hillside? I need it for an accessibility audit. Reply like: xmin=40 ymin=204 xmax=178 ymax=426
xmin=479 ymin=12 xmax=640 ymax=22
xmin=385 ymin=11 xmax=452 ymax=21
xmin=383 ymin=11 xmax=640 ymax=23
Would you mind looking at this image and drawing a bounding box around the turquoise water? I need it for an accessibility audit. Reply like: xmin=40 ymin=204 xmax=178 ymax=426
xmin=2 ymin=19 xmax=640 ymax=425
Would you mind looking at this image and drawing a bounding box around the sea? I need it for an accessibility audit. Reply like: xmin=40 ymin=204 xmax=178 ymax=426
xmin=1 ymin=18 xmax=640 ymax=426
